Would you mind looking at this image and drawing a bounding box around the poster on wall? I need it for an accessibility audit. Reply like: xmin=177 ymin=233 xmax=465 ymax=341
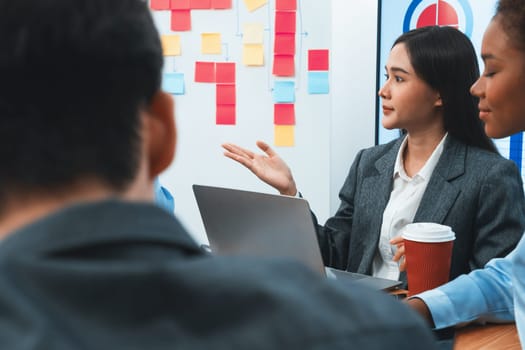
xmin=376 ymin=0 xmax=525 ymax=183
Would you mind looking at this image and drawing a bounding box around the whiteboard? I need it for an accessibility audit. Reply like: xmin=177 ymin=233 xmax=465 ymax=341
xmin=152 ymin=0 xmax=378 ymax=243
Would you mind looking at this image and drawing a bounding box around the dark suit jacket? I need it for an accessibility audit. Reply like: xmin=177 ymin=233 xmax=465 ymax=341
xmin=0 ymin=200 xmax=437 ymax=350
xmin=315 ymin=136 xmax=525 ymax=285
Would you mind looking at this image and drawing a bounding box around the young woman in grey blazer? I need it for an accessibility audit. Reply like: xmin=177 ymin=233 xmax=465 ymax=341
xmin=222 ymin=26 xmax=525 ymax=288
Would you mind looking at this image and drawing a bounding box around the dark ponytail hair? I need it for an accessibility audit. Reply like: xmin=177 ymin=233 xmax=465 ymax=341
xmin=393 ymin=26 xmax=497 ymax=153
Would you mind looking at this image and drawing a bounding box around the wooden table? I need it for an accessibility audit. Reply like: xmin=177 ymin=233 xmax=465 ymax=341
xmin=390 ymin=289 xmax=520 ymax=348
xmin=454 ymin=323 xmax=520 ymax=349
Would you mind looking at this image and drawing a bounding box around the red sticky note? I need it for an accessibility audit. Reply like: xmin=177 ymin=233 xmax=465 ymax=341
xmin=274 ymin=33 xmax=295 ymax=55
xmin=216 ymin=84 xmax=236 ymax=105
xmin=308 ymin=49 xmax=329 ymax=71
xmin=273 ymin=55 xmax=295 ymax=76
xmin=151 ymin=0 xmax=170 ymax=10
xmin=195 ymin=61 xmax=216 ymax=82
xmin=276 ymin=0 xmax=296 ymax=10
xmin=216 ymin=62 xmax=236 ymax=84
xmin=191 ymin=0 xmax=211 ymax=9
xmin=171 ymin=10 xmax=191 ymax=31
xmin=275 ymin=11 xmax=296 ymax=34
xmin=274 ymin=104 xmax=295 ymax=125
xmin=170 ymin=0 xmax=191 ymax=9
xmin=216 ymin=105 xmax=236 ymax=125
xmin=212 ymin=0 xmax=231 ymax=8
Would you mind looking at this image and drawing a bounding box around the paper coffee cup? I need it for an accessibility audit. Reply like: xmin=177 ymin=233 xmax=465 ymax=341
xmin=401 ymin=223 xmax=455 ymax=296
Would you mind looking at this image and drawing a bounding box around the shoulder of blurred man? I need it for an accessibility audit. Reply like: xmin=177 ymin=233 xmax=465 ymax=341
xmin=0 ymin=199 xmax=437 ymax=350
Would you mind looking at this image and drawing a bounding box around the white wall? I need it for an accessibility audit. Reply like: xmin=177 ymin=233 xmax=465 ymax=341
xmin=330 ymin=0 xmax=377 ymax=212
xmin=156 ymin=1 xmax=378 ymax=243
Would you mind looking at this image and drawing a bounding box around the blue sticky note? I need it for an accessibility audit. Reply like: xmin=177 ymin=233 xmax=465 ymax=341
xmin=273 ymin=81 xmax=295 ymax=103
xmin=308 ymin=71 xmax=329 ymax=94
xmin=162 ymin=73 xmax=185 ymax=95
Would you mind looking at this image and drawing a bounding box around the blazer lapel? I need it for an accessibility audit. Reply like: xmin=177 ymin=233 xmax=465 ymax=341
xmin=355 ymin=138 xmax=402 ymax=273
xmin=413 ymin=136 xmax=465 ymax=224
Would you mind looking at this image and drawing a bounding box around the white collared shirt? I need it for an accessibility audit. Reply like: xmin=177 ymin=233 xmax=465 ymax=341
xmin=372 ymin=133 xmax=448 ymax=280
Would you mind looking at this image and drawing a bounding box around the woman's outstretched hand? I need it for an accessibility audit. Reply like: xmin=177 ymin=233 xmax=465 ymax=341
xmin=222 ymin=140 xmax=297 ymax=196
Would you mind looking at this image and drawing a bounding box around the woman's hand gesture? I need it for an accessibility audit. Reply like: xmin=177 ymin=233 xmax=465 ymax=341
xmin=222 ymin=140 xmax=297 ymax=196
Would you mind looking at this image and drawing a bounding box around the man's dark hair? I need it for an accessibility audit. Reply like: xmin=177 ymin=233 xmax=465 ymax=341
xmin=0 ymin=0 xmax=163 ymax=201
xmin=394 ymin=26 xmax=497 ymax=153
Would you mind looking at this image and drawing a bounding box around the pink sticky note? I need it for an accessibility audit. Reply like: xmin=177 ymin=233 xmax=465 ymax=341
xmin=170 ymin=0 xmax=191 ymax=9
xmin=216 ymin=84 xmax=236 ymax=105
xmin=171 ymin=10 xmax=191 ymax=31
xmin=276 ymin=0 xmax=296 ymax=10
xmin=151 ymin=0 xmax=171 ymax=10
xmin=191 ymin=0 xmax=212 ymax=9
xmin=275 ymin=11 xmax=296 ymax=34
xmin=216 ymin=62 xmax=236 ymax=84
xmin=274 ymin=103 xmax=295 ymax=125
xmin=272 ymin=55 xmax=295 ymax=76
xmin=195 ymin=61 xmax=216 ymax=82
xmin=217 ymin=105 xmax=236 ymax=125
xmin=212 ymin=0 xmax=231 ymax=8
xmin=274 ymin=33 xmax=295 ymax=55
xmin=308 ymin=49 xmax=329 ymax=71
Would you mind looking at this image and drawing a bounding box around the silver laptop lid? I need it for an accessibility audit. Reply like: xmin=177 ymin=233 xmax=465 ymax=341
xmin=192 ymin=184 xmax=326 ymax=276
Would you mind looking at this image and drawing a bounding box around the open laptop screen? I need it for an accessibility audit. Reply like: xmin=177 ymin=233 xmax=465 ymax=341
xmin=192 ymin=184 xmax=326 ymax=276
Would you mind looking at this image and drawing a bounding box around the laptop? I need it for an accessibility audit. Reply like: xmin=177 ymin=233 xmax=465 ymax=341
xmin=192 ymin=184 xmax=402 ymax=291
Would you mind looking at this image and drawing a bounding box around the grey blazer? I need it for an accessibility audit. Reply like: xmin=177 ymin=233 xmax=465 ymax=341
xmin=314 ymin=136 xmax=525 ymax=285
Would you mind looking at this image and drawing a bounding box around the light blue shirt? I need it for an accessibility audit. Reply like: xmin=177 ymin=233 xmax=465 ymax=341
xmin=415 ymin=234 xmax=525 ymax=346
xmin=154 ymin=178 xmax=174 ymax=214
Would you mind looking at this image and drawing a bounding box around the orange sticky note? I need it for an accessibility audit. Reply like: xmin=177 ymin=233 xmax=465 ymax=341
xmin=274 ymin=125 xmax=294 ymax=146
xmin=274 ymin=104 xmax=295 ymax=125
xmin=217 ymin=105 xmax=236 ymax=125
xmin=243 ymin=0 xmax=267 ymax=12
xmin=216 ymin=62 xmax=236 ymax=83
xmin=171 ymin=10 xmax=191 ymax=31
xmin=275 ymin=11 xmax=296 ymax=33
xmin=308 ymin=49 xmax=329 ymax=71
xmin=151 ymin=0 xmax=170 ymax=10
xmin=243 ymin=23 xmax=264 ymax=44
xmin=274 ymin=33 xmax=295 ymax=55
xmin=216 ymin=84 xmax=236 ymax=105
xmin=201 ymin=33 xmax=222 ymax=54
xmin=161 ymin=35 xmax=181 ymax=56
xmin=273 ymin=55 xmax=294 ymax=76
xmin=195 ymin=61 xmax=216 ymax=82
xmin=242 ymin=44 xmax=264 ymax=66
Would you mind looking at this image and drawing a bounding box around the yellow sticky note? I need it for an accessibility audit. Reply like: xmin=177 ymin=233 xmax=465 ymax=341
xmin=274 ymin=125 xmax=294 ymax=147
xmin=201 ymin=33 xmax=222 ymax=55
xmin=161 ymin=35 xmax=181 ymax=56
xmin=242 ymin=44 xmax=264 ymax=66
xmin=243 ymin=23 xmax=264 ymax=44
xmin=243 ymin=0 xmax=267 ymax=12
